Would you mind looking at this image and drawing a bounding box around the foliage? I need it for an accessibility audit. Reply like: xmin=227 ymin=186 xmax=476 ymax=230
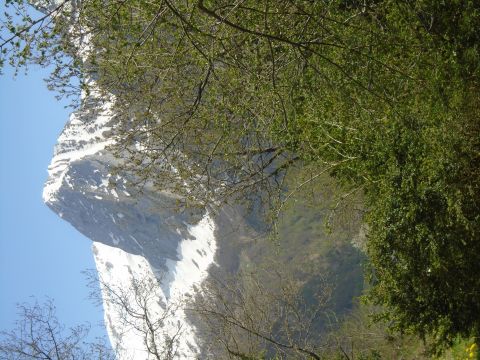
xmin=326 ymin=303 xmax=430 ymax=359
xmin=442 ymin=338 xmax=479 ymax=360
xmin=2 ymin=0 xmax=480 ymax=354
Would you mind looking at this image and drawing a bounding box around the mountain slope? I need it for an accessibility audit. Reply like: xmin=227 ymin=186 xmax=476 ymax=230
xmin=44 ymin=94 xmax=217 ymax=359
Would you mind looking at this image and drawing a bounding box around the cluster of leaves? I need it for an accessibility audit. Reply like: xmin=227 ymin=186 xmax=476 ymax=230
xmin=2 ymin=0 xmax=479 ymax=355
xmin=0 ymin=0 xmax=86 ymax=103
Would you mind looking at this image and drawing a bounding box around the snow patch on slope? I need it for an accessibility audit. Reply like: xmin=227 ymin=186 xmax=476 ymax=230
xmin=43 ymin=98 xmax=114 ymax=204
xmin=93 ymin=212 xmax=216 ymax=359
xmin=164 ymin=214 xmax=217 ymax=298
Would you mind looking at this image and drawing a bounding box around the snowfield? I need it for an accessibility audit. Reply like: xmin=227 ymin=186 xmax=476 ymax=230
xmin=93 ymin=210 xmax=215 ymax=359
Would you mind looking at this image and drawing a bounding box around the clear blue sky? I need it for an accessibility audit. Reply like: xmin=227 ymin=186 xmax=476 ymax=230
xmin=0 ymin=65 xmax=107 ymax=338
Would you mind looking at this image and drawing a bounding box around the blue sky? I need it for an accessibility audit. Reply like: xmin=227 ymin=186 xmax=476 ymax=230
xmin=0 ymin=65 xmax=107 ymax=338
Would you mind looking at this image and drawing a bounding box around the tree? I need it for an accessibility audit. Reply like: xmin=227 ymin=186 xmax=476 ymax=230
xmin=85 ymin=270 xmax=188 ymax=360
xmin=190 ymin=264 xmax=333 ymax=359
xmin=0 ymin=299 xmax=114 ymax=360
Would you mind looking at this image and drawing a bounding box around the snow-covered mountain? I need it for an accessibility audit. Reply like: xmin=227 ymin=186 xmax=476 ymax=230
xmin=35 ymin=2 xmax=259 ymax=357
xmin=43 ymin=94 xmax=218 ymax=359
